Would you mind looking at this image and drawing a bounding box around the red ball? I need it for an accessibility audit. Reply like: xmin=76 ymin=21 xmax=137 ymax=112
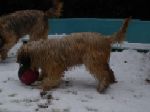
xmin=20 ymin=69 xmax=39 ymax=85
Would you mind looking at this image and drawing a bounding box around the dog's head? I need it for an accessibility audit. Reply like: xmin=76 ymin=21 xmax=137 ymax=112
xmin=17 ymin=45 xmax=40 ymax=85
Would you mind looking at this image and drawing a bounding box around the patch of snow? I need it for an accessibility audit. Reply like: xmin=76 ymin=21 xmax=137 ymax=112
xmin=0 ymin=40 xmax=150 ymax=112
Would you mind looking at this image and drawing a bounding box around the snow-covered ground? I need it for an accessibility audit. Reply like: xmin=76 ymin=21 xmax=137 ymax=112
xmin=0 ymin=40 xmax=150 ymax=112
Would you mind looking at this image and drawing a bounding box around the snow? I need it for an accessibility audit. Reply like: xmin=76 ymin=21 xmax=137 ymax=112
xmin=0 ymin=40 xmax=150 ymax=112
xmin=113 ymin=42 xmax=150 ymax=51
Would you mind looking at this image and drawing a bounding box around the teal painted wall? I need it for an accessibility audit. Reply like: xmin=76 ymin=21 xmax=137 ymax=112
xmin=48 ymin=18 xmax=150 ymax=43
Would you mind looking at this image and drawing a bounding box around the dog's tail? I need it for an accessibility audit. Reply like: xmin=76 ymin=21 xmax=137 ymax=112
xmin=44 ymin=0 xmax=63 ymax=18
xmin=109 ymin=16 xmax=131 ymax=44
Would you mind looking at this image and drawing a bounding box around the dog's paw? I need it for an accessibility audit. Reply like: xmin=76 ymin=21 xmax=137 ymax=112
xmin=37 ymin=84 xmax=51 ymax=92
xmin=97 ymin=88 xmax=106 ymax=94
xmin=97 ymin=85 xmax=107 ymax=94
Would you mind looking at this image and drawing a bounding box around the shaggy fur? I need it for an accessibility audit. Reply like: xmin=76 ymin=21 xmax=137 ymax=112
xmin=17 ymin=17 xmax=131 ymax=93
xmin=0 ymin=0 xmax=63 ymax=61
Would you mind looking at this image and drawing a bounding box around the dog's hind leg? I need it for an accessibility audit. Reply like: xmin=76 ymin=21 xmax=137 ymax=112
xmin=83 ymin=51 xmax=115 ymax=93
xmin=86 ymin=65 xmax=113 ymax=93
xmin=96 ymin=69 xmax=115 ymax=93
xmin=105 ymin=64 xmax=116 ymax=84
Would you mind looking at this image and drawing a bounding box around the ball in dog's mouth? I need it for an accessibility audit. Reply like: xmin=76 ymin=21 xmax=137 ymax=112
xmin=18 ymin=66 xmax=39 ymax=85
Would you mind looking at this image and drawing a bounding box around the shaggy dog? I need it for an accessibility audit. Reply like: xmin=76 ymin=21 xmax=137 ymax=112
xmin=0 ymin=0 xmax=63 ymax=61
xmin=17 ymin=17 xmax=131 ymax=93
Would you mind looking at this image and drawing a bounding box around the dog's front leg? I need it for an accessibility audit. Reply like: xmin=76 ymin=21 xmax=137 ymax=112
xmin=40 ymin=78 xmax=61 ymax=91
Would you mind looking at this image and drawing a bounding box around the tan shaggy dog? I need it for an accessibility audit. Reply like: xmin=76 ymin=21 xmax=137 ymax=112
xmin=17 ymin=17 xmax=131 ymax=93
xmin=0 ymin=0 xmax=63 ymax=61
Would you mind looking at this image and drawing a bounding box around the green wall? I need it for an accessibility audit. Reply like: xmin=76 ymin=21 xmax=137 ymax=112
xmin=48 ymin=18 xmax=150 ymax=43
